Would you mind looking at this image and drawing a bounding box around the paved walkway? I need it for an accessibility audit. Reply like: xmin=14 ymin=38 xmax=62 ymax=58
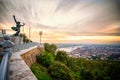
xmin=10 ymin=46 xmax=37 ymax=80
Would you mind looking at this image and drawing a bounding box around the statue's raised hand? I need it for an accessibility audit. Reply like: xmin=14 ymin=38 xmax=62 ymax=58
xmin=13 ymin=15 xmax=15 ymax=17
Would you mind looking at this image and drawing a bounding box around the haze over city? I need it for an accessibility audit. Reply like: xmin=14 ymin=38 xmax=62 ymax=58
xmin=0 ymin=0 xmax=120 ymax=44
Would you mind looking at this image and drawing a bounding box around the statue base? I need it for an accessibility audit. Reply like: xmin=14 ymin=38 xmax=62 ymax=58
xmin=11 ymin=36 xmax=23 ymax=45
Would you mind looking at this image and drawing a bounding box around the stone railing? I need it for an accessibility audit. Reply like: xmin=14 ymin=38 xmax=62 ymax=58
xmin=12 ymin=42 xmax=39 ymax=52
xmin=10 ymin=46 xmax=43 ymax=80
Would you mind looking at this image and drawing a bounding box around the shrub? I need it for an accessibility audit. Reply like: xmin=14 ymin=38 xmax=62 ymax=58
xmin=50 ymin=43 xmax=57 ymax=54
xmin=44 ymin=43 xmax=50 ymax=52
xmin=30 ymin=63 xmax=52 ymax=80
xmin=37 ymin=52 xmax=54 ymax=67
xmin=19 ymin=33 xmax=32 ymax=43
xmin=55 ymin=50 xmax=68 ymax=64
xmin=44 ymin=43 xmax=57 ymax=55
xmin=48 ymin=61 xmax=74 ymax=80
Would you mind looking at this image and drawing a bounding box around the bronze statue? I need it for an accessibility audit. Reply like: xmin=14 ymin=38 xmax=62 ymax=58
xmin=11 ymin=15 xmax=25 ymax=36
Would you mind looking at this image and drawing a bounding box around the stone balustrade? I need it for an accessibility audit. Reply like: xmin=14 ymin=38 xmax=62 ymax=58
xmin=10 ymin=46 xmax=43 ymax=80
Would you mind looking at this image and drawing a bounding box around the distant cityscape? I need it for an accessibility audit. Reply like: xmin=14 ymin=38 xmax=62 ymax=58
xmin=58 ymin=44 xmax=120 ymax=61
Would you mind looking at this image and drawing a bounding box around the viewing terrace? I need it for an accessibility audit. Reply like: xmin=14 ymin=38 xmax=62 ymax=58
xmin=0 ymin=29 xmax=43 ymax=80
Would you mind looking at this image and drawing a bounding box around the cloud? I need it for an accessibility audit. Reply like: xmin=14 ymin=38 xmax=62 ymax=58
xmin=55 ymin=0 xmax=81 ymax=12
xmin=66 ymin=32 xmax=120 ymax=36
xmin=0 ymin=0 xmax=120 ymax=43
xmin=114 ymin=0 xmax=120 ymax=20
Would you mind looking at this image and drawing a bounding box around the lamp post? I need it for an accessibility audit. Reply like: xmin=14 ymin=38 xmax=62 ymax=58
xmin=29 ymin=26 xmax=31 ymax=41
xmin=39 ymin=31 xmax=42 ymax=45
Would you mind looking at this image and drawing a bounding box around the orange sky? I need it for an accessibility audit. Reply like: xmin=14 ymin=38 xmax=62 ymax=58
xmin=0 ymin=0 xmax=120 ymax=44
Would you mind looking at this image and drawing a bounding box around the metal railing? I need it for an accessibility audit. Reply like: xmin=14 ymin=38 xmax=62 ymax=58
xmin=0 ymin=53 xmax=9 ymax=80
xmin=0 ymin=42 xmax=39 ymax=80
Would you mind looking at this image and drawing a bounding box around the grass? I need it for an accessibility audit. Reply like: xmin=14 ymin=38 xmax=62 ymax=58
xmin=30 ymin=63 xmax=52 ymax=80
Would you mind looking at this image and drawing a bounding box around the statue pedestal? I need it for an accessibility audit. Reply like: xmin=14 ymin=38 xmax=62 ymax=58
xmin=11 ymin=36 xmax=23 ymax=45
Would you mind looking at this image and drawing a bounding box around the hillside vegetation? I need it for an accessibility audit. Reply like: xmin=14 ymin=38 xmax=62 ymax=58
xmin=31 ymin=43 xmax=120 ymax=80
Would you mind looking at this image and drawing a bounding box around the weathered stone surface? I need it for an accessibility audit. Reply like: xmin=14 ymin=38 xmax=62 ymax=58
xmin=21 ymin=47 xmax=43 ymax=67
xmin=11 ymin=36 xmax=23 ymax=45
xmin=10 ymin=46 xmax=41 ymax=80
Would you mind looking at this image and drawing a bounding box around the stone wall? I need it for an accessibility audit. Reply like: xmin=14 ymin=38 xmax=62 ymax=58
xmin=10 ymin=46 xmax=43 ymax=80
xmin=21 ymin=47 xmax=43 ymax=67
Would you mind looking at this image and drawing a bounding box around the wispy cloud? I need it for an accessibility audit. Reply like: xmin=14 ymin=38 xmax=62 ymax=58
xmin=0 ymin=0 xmax=120 ymax=43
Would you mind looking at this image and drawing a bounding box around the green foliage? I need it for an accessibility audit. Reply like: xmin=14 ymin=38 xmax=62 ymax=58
xmin=44 ymin=43 xmax=50 ymax=51
xmin=55 ymin=50 xmax=68 ymax=64
xmin=108 ymin=61 xmax=120 ymax=80
xmin=19 ymin=33 xmax=32 ymax=43
xmin=66 ymin=57 xmax=112 ymax=80
xmin=30 ymin=63 xmax=52 ymax=80
xmin=37 ymin=51 xmax=55 ymax=67
xmin=33 ymin=43 xmax=120 ymax=80
xmin=66 ymin=58 xmax=85 ymax=80
xmin=48 ymin=61 xmax=74 ymax=80
xmin=80 ymin=67 xmax=110 ymax=80
xmin=50 ymin=44 xmax=57 ymax=53
xmin=44 ymin=43 xmax=57 ymax=55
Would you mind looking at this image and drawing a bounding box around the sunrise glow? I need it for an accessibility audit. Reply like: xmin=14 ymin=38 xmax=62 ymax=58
xmin=0 ymin=0 xmax=120 ymax=44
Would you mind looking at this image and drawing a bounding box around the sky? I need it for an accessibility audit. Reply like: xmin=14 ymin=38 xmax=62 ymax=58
xmin=0 ymin=0 xmax=120 ymax=44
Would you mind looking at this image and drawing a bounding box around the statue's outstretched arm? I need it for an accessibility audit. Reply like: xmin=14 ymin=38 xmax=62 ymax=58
xmin=13 ymin=15 xmax=17 ymax=23
xmin=20 ymin=23 xmax=25 ymax=26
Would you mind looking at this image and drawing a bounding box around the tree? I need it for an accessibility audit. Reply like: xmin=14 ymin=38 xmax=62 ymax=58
xmin=19 ymin=33 xmax=32 ymax=43
xmin=48 ymin=61 xmax=74 ymax=80
xmin=44 ymin=43 xmax=57 ymax=55
xmin=55 ymin=50 xmax=68 ymax=64
xmin=50 ymin=44 xmax=57 ymax=54
xmin=37 ymin=52 xmax=54 ymax=67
